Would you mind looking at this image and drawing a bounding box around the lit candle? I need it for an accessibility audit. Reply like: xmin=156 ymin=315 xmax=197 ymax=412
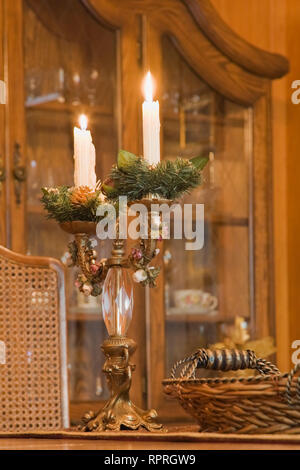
xmin=73 ymin=114 xmax=96 ymax=188
xmin=142 ymin=71 xmax=160 ymax=165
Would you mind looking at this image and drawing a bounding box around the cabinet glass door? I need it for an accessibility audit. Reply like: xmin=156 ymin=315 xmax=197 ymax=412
xmin=23 ymin=0 xmax=118 ymax=416
xmin=161 ymin=36 xmax=256 ymax=376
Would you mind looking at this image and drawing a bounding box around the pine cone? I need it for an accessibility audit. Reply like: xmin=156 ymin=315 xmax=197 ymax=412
xmin=70 ymin=186 xmax=95 ymax=205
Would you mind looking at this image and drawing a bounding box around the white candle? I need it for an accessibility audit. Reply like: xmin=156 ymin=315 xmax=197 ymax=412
xmin=142 ymin=71 xmax=160 ymax=165
xmin=74 ymin=114 xmax=96 ymax=188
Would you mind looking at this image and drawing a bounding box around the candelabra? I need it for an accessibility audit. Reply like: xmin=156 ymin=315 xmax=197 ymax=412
xmin=60 ymin=200 xmax=165 ymax=432
xmin=42 ymin=150 xmax=208 ymax=432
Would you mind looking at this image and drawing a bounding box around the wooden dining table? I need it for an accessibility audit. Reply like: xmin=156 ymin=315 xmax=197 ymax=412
xmin=1 ymin=427 xmax=300 ymax=451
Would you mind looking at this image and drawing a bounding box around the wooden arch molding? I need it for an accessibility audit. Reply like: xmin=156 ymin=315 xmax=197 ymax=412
xmin=83 ymin=0 xmax=289 ymax=106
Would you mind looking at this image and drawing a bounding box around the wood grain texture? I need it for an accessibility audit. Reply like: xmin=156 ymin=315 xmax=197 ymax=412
xmin=86 ymin=0 xmax=271 ymax=106
xmin=183 ymin=0 xmax=289 ymax=79
xmin=27 ymin=0 xmax=115 ymax=41
xmin=2 ymin=428 xmax=300 ymax=450
xmin=268 ymin=0 xmax=290 ymax=372
xmin=82 ymin=0 xmax=124 ymax=28
xmin=252 ymin=93 xmax=274 ymax=339
xmin=286 ymin=0 xmax=300 ymax=372
xmin=4 ymin=0 xmax=26 ymax=252
xmin=211 ymin=0 xmax=291 ymax=371
xmin=217 ymin=226 xmax=250 ymax=322
xmin=0 ymin=0 xmax=6 ymax=246
xmin=1 ymin=437 xmax=300 ymax=450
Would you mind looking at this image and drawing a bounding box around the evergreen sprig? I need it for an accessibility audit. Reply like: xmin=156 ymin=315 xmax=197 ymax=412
xmin=41 ymin=151 xmax=209 ymax=222
xmin=41 ymin=186 xmax=105 ymax=223
xmin=104 ymin=151 xmax=209 ymax=201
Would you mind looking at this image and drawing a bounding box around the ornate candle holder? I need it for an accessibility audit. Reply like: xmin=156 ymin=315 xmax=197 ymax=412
xmin=60 ymin=199 xmax=166 ymax=432
xmin=42 ymin=150 xmax=209 ymax=432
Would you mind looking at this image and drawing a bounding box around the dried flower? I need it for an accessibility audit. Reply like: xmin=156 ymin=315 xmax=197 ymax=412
xmin=132 ymin=269 xmax=148 ymax=283
xmin=131 ymin=248 xmax=143 ymax=260
xmin=45 ymin=187 xmax=59 ymax=194
xmin=91 ymin=283 xmax=102 ymax=297
xmin=82 ymin=283 xmax=93 ymax=296
xmin=90 ymin=263 xmax=100 ymax=274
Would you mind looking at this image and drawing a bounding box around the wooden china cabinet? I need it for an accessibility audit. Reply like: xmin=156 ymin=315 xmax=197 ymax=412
xmin=0 ymin=0 xmax=288 ymax=423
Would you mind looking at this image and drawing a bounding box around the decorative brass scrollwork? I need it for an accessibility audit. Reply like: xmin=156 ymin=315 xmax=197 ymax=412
xmin=13 ymin=143 xmax=26 ymax=205
xmin=79 ymin=336 xmax=163 ymax=432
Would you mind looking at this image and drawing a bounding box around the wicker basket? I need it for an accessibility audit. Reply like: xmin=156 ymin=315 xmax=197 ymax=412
xmin=162 ymin=348 xmax=300 ymax=434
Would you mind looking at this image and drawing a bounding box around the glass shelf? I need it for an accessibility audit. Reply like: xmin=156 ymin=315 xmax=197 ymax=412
xmin=26 ymin=100 xmax=113 ymax=117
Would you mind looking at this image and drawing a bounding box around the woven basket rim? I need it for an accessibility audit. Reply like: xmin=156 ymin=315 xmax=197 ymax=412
xmin=162 ymin=372 xmax=290 ymax=386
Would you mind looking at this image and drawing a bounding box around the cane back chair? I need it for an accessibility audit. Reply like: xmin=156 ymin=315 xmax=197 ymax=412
xmin=0 ymin=246 xmax=69 ymax=431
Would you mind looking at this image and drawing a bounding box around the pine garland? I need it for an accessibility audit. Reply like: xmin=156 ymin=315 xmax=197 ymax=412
xmin=41 ymin=151 xmax=209 ymax=222
xmin=41 ymin=186 xmax=106 ymax=223
xmin=104 ymin=151 xmax=209 ymax=201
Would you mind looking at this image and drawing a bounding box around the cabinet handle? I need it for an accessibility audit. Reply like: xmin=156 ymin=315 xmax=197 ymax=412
xmin=13 ymin=143 xmax=26 ymax=205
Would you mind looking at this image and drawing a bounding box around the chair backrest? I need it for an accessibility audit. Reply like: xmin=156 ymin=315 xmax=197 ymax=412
xmin=0 ymin=246 xmax=69 ymax=431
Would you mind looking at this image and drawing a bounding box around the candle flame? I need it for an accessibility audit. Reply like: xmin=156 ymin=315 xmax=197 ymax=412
xmin=143 ymin=71 xmax=155 ymax=102
xmin=79 ymin=114 xmax=88 ymax=130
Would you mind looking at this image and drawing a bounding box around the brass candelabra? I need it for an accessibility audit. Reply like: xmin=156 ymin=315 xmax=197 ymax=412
xmin=60 ymin=199 xmax=166 ymax=432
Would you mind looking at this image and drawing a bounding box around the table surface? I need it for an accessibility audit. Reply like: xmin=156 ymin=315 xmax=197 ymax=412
xmin=1 ymin=437 xmax=300 ymax=450
xmin=1 ymin=428 xmax=300 ymax=450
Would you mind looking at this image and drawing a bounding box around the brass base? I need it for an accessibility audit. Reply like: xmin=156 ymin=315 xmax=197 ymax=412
xmin=79 ymin=337 xmax=163 ymax=432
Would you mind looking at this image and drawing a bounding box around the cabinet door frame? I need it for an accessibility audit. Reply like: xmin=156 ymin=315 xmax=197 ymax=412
xmin=86 ymin=0 xmax=288 ymax=420
xmin=0 ymin=0 xmax=6 ymax=246
xmin=3 ymin=0 xmax=26 ymax=253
